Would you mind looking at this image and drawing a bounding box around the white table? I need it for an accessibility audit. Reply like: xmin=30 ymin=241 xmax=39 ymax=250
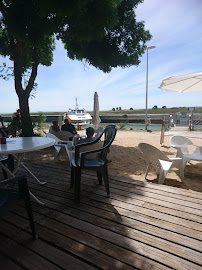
xmin=183 ymin=153 xmax=202 ymax=169
xmin=0 ymin=137 xmax=55 ymax=205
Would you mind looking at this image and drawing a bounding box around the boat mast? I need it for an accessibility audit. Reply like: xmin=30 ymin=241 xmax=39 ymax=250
xmin=75 ymin=97 xmax=79 ymax=110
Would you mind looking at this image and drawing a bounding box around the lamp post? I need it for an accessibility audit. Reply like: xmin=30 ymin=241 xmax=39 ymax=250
xmin=145 ymin=45 xmax=156 ymax=130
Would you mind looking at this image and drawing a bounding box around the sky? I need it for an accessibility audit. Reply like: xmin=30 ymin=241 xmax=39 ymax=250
xmin=0 ymin=0 xmax=202 ymax=113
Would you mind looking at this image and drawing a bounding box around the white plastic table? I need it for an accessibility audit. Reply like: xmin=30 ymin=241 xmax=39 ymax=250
xmin=0 ymin=137 xmax=55 ymax=205
xmin=183 ymin=153 xmax=202 ymax=169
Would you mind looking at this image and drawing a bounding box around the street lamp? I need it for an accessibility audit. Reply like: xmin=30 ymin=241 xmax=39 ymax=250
xmin=145 ymin=45 xmax=156 ymax=130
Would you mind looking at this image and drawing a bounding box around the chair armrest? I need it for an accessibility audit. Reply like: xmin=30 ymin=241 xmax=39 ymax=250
xmin=0 ymin=175 xmax=29 ymax=197
xmin=56 ymin=141 xmax=73 ymax=146
xmin=56 ymin=140 xmax=71 ymax=144
xmin=192 ymin=144 xmax=202 ymax=153
xmin=169 ymin=157 xmax=182 ymax=161
xmin=0 ymin=176 xmax=21 ymax=186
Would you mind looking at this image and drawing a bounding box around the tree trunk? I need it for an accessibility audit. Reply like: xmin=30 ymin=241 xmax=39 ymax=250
xmin=10 ymin=38 xmax=38 ymax=137
xmin=19 ymin=95 xmax=34 ymax=137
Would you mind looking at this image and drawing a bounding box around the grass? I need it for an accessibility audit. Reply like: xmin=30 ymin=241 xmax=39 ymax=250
xmin=27 ymin=106 xmax=202 ymax=115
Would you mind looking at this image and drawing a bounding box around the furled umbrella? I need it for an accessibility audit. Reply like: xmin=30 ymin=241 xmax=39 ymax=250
xmin=158 ymin=72 xmax=202 ymax=92
xmin=92 ymin=92 xmax=101 ymax=130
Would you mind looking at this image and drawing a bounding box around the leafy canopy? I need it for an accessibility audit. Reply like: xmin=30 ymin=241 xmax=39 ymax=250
xmin=0 ymin=0 xmax=151 ymax=74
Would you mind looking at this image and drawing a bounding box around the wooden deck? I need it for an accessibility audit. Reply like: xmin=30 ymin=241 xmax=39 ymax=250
xmin=0 ymin=159 xmax=202 ymax=270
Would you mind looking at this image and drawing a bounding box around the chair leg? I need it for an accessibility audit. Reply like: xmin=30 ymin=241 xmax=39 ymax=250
xmin=7 ymin=155 xmax=14 ymax=172
xmin=145 ymin=163 xmax=151 ymax=180
xmin=158 ymin=169 xmax=166 ymax=184
xmin=53 ymin=148 xmax=62 ymax=163
xmin=102 ymin=165 xmax=110 ymax=198
xmin=1 ymin=156 xmax=14 ymax=179
xmin=178 ymin=159 xmax=184 ymax=182
xmin=158 ymin=160 xmax=172 ymax=184
xmin=74 ymin=167 xmax=81 ymax=203
xmin=97 ymin=171 xmax=102 ymax=185
xmin=19 ymin=177 xmax=38 ymax=239
xmin=1 ymin=161 xmax=8 ymax=179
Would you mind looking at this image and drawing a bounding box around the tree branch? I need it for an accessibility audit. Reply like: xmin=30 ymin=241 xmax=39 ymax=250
xmin=25 ymin=48 xmax=39 ymax=96
xmin=9 ymin=36 xmax=25 ymax=98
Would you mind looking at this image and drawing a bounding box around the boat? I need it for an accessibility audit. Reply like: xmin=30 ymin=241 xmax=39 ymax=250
xmin=63 ymin=98 xmax=92 ymax=126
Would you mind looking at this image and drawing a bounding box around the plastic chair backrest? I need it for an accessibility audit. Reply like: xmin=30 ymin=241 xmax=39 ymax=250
xmin=46 ymin=133 xmax=60 ymax=143
xmin=99 ymin=125 xmax=117 ymax=162
xmin=55 ymin=131 xmax=73 ymax=141
xmin=138 ymin=143 xmax=170 ymax=170
xmin=79 ymin=141 xmax=103 ymax=159
xmin=170 ymin=136 xmax=193 ymax=147
xmin=94 ymin=127 xmax=104 ymax=139
xmin=75 ymin=125 xmax=117 ymax=164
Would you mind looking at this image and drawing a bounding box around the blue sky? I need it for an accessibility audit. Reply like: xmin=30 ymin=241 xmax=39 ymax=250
xmin=1 ymin=0 xmax=202 ymax=113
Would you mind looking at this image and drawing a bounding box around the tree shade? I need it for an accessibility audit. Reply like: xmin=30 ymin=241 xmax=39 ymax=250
xmin=0 ymin=0 xmax=151 ymax=136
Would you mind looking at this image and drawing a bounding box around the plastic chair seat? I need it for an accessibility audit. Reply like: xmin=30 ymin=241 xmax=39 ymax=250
xmin=72 ymin=158 xmax=105 ymax=168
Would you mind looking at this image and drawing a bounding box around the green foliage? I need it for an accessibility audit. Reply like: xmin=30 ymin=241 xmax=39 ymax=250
xmin=35 ymin=113 xmax=47 ymax=134
xmin=6 ymin=119 xmax=22 ymax=137
xmin=153 ymin=105 xmax=158 ymax=109
xmin=119 ymin=121 xmax=128 ymax=129
xmin=97 ymin=107 xmax=202 ymax=115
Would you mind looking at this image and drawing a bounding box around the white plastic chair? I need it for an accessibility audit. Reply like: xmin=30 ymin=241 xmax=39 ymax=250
xmin=170 ymin=135 xmax=201 ymax=169
xmin=138 ymin=143 xmax=184 ymax=184
xmin=46 ymin=132 xmax=74 ymax=165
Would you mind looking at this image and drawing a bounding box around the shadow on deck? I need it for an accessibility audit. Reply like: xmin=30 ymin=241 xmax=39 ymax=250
xmin=0 ymin=157 xmax=202 ymax=270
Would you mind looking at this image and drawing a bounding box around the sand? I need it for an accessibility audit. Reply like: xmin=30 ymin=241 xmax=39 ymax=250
xmin=107 ymin=130 xmax=202 ymax=192
xmin=27 ymin=129 xmax=202 ymax=193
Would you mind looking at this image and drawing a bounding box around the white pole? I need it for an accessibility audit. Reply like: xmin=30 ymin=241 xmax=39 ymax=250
xmin=145 ymin=46 xmax=156 ymax=131
xmin=145 ymin=49 xmax=149 ymax=130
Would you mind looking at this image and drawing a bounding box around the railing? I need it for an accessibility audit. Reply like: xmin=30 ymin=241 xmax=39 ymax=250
xmin=193 ymin=113 xmax=202 ymax=130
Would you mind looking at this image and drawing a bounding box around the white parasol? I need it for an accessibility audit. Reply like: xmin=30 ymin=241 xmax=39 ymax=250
xmin=158 ymin=72 xmax=202 ymax=92
xmin=92 ymin=92 xmax=101 ymax=129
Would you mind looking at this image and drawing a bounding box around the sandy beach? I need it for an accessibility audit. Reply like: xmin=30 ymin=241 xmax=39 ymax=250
xmin=27 ymin=129 xmax=202 ymax=193
xmin=106 ymin=130 xmax=202 ymax=193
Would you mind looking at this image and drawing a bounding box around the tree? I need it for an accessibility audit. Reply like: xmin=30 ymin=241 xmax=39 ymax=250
xmin=162 ymin=106 xmax=167 ymax=109
xmin=153 ymin=105 xmax=158 ymax=109
xmin=112 ymin=108 xmax=115 ymax=111
xmin=0 ymin=0 xmax=151 ymax=136
xmin=130 ymin=107 xmax=133 ymax=110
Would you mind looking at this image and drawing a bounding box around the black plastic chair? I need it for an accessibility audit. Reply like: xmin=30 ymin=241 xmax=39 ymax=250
xmin=71 ymin=124 xmax=117 ymax=202
xmin=0 ymin=175 xmax=37 ymax=239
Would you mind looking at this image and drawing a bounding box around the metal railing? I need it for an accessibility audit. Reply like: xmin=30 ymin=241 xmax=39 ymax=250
xmin=193 ymin=113 xmax=202 ymax=130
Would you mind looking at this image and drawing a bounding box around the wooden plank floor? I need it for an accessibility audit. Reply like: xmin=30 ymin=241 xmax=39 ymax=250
xmin=0 ymin=159 xmax=202 ymax=270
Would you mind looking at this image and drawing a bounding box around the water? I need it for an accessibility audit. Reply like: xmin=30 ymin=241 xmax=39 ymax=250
xmin=122 ymin=123 xmax=161 ymax=130
xmin=107 ymin=123 xmax=161 ymax=131
xmin=3 ymin=122 xmax=162 ymax=131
